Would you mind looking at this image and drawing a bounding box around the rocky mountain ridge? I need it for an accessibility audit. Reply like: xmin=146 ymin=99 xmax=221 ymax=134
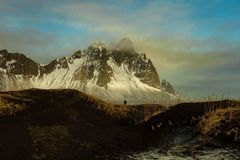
xmin=0 ymin=38 xmax=178 ymax=104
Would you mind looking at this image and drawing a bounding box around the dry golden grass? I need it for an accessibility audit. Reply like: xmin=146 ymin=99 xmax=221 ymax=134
xmin=199 ymin=106 xmax=240 ymax=142
xmin=0 ymin=89 xmax=165 ymax=125
xmin=76 ymin=92 xmax=165 ymax=122
xmin=0 ymin=98 xmax=26 ymax=116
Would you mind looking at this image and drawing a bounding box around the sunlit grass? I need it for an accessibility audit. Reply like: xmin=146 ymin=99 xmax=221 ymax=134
xmin=199 ymin=106 xmax=240 ymax=142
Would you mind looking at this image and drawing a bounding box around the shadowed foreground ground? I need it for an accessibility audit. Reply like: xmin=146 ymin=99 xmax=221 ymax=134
xmin=0 ymin=89 xmax=164 ymax=160
xmin=0 ymin=89 xmax=239 ymax=160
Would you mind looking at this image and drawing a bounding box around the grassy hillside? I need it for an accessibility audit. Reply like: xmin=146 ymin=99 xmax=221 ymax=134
xmin=200 ymin=106 xmax=240 ymax=142
xmin=147 ymin=100 xmax=240 ymax=129
xmin=142 ymin=100 xmax=240 ymax=158
xmin=0 ymin=89 xmax=165 ymax=160
xmin=0 ymin=89 xmax=239 ymax=159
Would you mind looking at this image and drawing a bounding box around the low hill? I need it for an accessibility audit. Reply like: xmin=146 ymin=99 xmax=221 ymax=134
xmin=147 ymin=100 xmax=240 ymax=129
xmin=142 ymin=100 xmax=240 ymax=158
xmin=0 ymin=89 xmax=164 ymax=160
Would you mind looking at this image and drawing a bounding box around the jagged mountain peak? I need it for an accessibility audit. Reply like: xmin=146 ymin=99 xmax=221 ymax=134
xmin=0 ymin=49 xmax=8 ymax=55
xmin=0 ymin=49 xmax=39 ymax=76
xmin=161 ymin=79 xmax=176 ymax=94
xmin=0 ymin=40 xmax=179 ymax=104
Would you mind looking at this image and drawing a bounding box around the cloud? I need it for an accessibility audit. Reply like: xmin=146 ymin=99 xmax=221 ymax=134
xmin=0 ymin=26 xmax=81 ymax=63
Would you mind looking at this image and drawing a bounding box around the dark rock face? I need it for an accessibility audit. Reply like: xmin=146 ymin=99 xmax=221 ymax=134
xmin=74 ymin=43 xmax=113 ymax=88
xmin=130 ymin=54 xmax=160 ymax=89
xmin=74 ymin=60 xmax=95 ymax=82
xmin=111 ymin=50 xmax=138 ymax=65
xmin=111 ymin=51 xmax=160 ymax=89
xmin=0 ymin=49 xmax=8 ymax=55
xmin=95 ymin=60 xmax=113 ymax=88
xmin=161 ymin=79 xmax=175 ymax=94
xmin=42 ymin=57 xmax=69 ymax=75
xmin=0 ymin=49 xmax=39 ymax=76
xmin=72 ymin=50 xmax=82 ymax=59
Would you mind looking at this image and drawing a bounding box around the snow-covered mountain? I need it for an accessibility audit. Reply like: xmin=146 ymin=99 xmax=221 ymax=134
xmin=0 ymin=39 xmax=179 ymax=104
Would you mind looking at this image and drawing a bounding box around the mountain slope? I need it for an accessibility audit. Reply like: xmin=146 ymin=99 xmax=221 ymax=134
xmin=0 ymin=39 xmax=179 ymax=104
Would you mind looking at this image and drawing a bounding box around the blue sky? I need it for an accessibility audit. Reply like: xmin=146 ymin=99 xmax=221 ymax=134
xmin=0 ymin=0 xmax=239 ymax=99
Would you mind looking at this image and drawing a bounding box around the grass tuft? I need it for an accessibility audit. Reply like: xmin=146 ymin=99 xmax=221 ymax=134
xmin=199 ymin=106 xmax=240 ymax=142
